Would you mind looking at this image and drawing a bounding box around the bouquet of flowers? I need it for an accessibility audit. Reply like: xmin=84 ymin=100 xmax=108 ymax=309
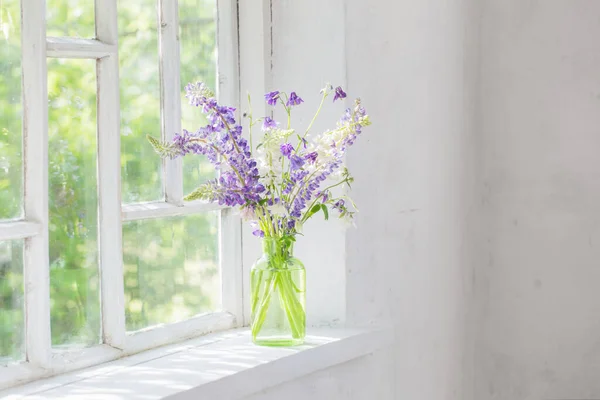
xmin=149 ymin=83 xmax=370 ymax=345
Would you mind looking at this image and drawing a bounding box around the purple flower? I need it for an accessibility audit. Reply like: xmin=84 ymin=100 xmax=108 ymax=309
xmin=286 ymin=92 xmax=304 ymax=107
xmin=333 ymin=199 xmax=346 ymax=211
xmin=333 ymin=86 xmax=347 ymax=102
xmin=290 ymin=154 xmax=305 ymax=170
xmin=262 ymin=116 xmax=278 ymax=131
xmin=318 ymin=191 xmax=329 ymax=202
xmin=265 ymin=91 xmax=280 ymax=106
xmin=305 ymin=151 xmax=318 ymax=164
xmin=185 ymin=82 xmax=214 ymax=107
xmin=252 ymin=229 xmax=265 ymax=238
xmin=280 ymin=143 xmax=293 ymax=158
xmin=151 ymin=81 xmax=370 ymax=238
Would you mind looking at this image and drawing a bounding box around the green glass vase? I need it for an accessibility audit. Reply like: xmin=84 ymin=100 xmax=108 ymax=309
xmin=250 ymin=237 xmax=306 ymax=346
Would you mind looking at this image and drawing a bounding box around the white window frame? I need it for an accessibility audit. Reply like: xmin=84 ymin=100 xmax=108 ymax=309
xmin=0 ymin=0 xmax=242 ymax=390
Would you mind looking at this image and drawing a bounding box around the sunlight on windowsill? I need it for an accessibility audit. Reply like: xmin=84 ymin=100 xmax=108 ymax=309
xmin=0 ymin=327 xmax=392 ymax=400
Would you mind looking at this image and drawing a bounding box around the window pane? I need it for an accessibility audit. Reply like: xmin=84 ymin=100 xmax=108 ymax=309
xmin=46 ymin=0 xmax=94 ymax=38
xmin=123 ymin=213 xmax=220 ymax=332
xmin=119 ymin=0 xmax=162 ymax=204
xmin=0 ymin=0 xmax=22 ymax=220
xmin=179 ymin=0 xmax=218 ymax=195
xmin=48 ymin=59 xmax=101 ymax=348
xmin=0 ymin=239 xmax=24 ymax=364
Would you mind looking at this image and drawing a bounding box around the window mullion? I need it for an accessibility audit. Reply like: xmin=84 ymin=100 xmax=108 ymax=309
xmin=21 ymin=0 xmax=51 ymax=368
xmin=217 ymin=0 xmax=243 ymax=324
xmin=159 ymin=0 xmax=184 ymax=205
xmin=96 ymin=0 xmax=126 ymax=349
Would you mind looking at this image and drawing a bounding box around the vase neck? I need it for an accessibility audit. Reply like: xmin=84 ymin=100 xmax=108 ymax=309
xmin=262 ymin=237 xmax=294 ymax=258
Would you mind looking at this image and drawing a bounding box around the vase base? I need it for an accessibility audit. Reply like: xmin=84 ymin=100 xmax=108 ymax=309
xmin=252 ymin=336 xmax=305 ymax=347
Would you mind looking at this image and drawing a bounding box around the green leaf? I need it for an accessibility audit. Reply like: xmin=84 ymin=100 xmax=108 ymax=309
xmin=183 ymin=184 xmax=211 ymax=201
xmin=147 ymin=134 xmax=180 ymax=159
xmin=303 ymin=204 xmax=321 ymax=221
xmin=146 ymin=134 xmax=161 ymax=151
xmin=321 ymin=204 xmax=329 ymax=220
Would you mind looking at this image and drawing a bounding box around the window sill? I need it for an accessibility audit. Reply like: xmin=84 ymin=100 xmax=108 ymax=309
xmin=0 ymin=327 xmax=393 ymax=400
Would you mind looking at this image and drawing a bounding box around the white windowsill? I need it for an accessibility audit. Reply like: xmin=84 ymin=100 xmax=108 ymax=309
xmin=0 ymin=327 xmax=393 ymax=400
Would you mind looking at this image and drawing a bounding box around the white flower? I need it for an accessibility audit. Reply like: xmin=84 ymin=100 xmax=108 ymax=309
xmin=320 ymin=83 xmax=333 ymax=95
xmin=240 ymin=207 xmax=256 ymax=222
xmin=268 ymin=203 xmax=287 ymax=216
xmin=256 ymin=147 xmax=284 ymax=188
xmin=340 ymin=213 xmax=356 ymax=228
xmin=262 ymin=128 xmax=295 ymax=155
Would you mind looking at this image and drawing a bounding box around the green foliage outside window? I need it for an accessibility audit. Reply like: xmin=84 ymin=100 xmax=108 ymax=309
xmin=0 ymin=0 xmax=220 ymax=358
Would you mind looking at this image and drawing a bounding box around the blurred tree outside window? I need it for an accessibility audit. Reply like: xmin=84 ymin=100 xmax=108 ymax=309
xmin=0 ymin=0 xmax=223 ymax=360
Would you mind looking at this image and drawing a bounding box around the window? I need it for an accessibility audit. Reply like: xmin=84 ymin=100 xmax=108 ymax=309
xmin=0 ymin=0 xmax=241 ymax=389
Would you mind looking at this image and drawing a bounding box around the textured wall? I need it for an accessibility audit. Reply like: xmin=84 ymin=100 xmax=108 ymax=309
xmin=244 ymin=351 xmax=394 ymax=400
xmin=245 ymin=0 xmax=480 ymax=399
xmin=344 ymin=0 xmax=480 ymax=399
xmin=246 ymin=1 xmax=600 ymax=399
xmin=477 ymin=1 xmax=600 ymax=399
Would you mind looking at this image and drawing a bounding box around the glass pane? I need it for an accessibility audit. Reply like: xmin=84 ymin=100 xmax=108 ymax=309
xmin=48 ymin=59 xmax=101 ymax=348
xmin=0 ymin=239 xmax=24 ymax=364
xmin=0 ymin=1 xmax=22 ymax=220
xmin=123 ymin=213 xmax=220 ymax=332
xmin=179 ymin=0 xmax=218 ymax=195
xmin=46 ymin=0 xmax=95 ymax=38
xmin=118 ymin=0 xmax=162 ymax=204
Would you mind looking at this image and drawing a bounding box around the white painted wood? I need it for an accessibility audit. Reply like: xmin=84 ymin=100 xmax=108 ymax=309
xmin=21 ymin=0 xmax=51 ymax=369
xmin=220 ymin=208 xmax=243 ymax=323
xmin=216 ymin=0 xmax=240 ymax=105
xmin=46 ymin=37 xmax=116 ymax=59
xmin=159 ymin=0 xmax=184 ymax=205
xmin=238 ymin=0 xmax=271 ymax=115
xmin=95 ymin=0 xmax=127 ymax=350
xmin=0 ymin=313 xmax=235 ymax=391
xmin=121 ymin=200 xmax=227 ymax=221
xmin=216 ymin=0 xmax=244 ymax=326
xmin=0 ymin=327 xmax=394 ymax=399
xmin=0 ymin=221 xmax=41 ymax=241
xmin=50 ymin=344 xmax=122 ymax=375
xmin=124 ymin=311 xmax=235 ymax=355
xmin=238 ymin=0 xmax=272 ymax=326
xmin=0 ymin=362 xmax=44 ymax=391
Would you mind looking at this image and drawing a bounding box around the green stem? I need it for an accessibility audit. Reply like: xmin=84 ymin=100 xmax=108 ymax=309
xmin=295 ymin=91 xmax=328 ymax=152
xmin=301 ymin=179 xmax=348 ymax=223
xmin=251 ymin=272 xmax=277 ymax=338
xmin=277 ymin=272 xmax=305 ymax=338
xmin=251 ymin=269 xmax=264 ymax=314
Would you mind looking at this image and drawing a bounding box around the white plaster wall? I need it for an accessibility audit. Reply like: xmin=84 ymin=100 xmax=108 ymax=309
xmin=477 ymin=1 xmax=600 ymax=399
xmin=244 ymin=0 xmax=481 ymax=399
xmin=244 ymin=351 xmax=394 ymax=400
xmin=344 ymin=0 xmax=480 ymax=399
